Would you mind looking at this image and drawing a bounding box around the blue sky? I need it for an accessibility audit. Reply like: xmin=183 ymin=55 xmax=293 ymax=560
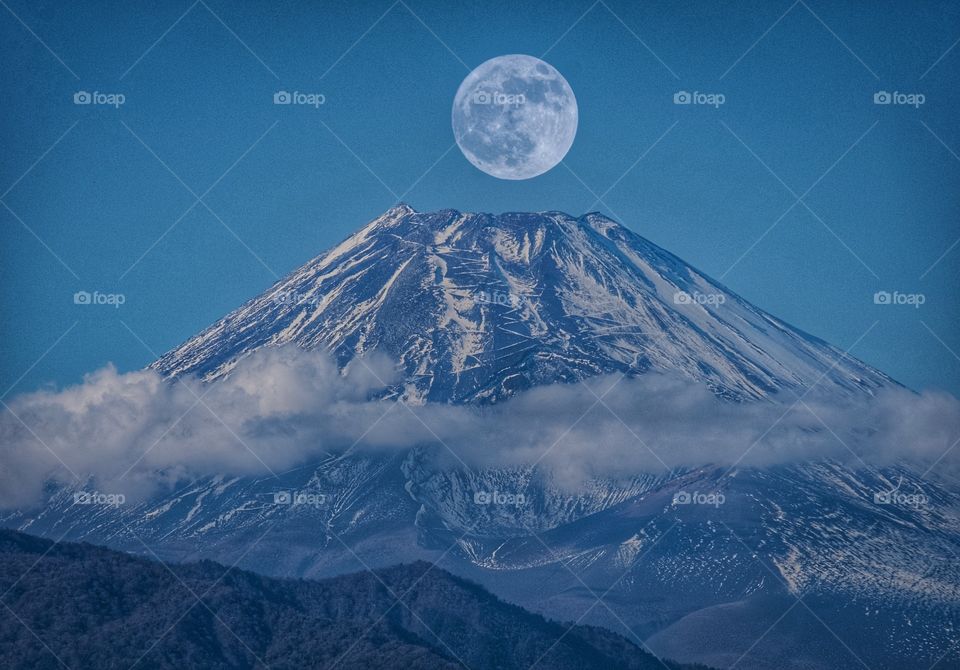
xmin=2 ymin=0 xmax=959 ymax=396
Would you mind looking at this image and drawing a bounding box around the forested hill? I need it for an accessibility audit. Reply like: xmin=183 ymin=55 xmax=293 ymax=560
xmin=0 ymin=529 xmax=709 ymax=669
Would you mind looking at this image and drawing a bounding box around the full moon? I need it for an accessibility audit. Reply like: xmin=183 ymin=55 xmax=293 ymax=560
xmin=452 ymin=54 xmax=578 ymax=180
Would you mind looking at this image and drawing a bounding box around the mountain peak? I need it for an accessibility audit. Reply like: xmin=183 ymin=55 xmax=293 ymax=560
xmin=385 ymin=202 xmax=417 ymax=216
xmin=151 ymin=207 xmax=891 ymax=403
xmin=374 ymin=204 xmax=621 ymax=228
xmin=362 ymin=206 xmax=634 ymax=254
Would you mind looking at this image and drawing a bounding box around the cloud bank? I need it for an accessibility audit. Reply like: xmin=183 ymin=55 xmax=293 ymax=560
xmin=1 ymin=346 xmax=958 ymax=508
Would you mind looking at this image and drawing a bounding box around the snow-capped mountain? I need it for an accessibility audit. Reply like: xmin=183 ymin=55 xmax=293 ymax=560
xmin=152 ymin=204 xmax=891 ymax=402
xmin=5 ymin=206 xmax=956 ymax=669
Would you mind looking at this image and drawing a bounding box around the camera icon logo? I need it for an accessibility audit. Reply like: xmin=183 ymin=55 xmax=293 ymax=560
xmin=73 ymin=291 xmax=92 ymax=305
xmin=873 ymin=291 xmax=892 ymax=305
xmin=473 ymin=491 xmax=492 ymax=504
xmin=472 ymin=90 xmax=491 ymax=105
xmin=273 ymin=491 xmax=292 ymax=504
xmin=74 ymin=91 xmax=92 ymax=105
xmin=273 ymin=91 xmax=291 ymax=105
xmin=673 ymin=91 xmax=691 ymax=104
xmin=873 ymin=91 xmax=891 ymax=105
xmin=673 ymin=291 xmax=692 ymax=305
xmin=673 ymin=491 xmax=692 ymax=505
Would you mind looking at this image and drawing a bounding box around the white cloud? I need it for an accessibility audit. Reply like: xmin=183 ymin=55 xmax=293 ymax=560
xmin=1 ymin=346 xmax=958 ymax=508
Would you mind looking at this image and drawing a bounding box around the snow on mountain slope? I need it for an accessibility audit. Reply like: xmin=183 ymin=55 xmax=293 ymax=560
xmin=151 ymin=204 xmax=892 ymax=403
xmin=7 ymin=455 xmax=958 ymax=668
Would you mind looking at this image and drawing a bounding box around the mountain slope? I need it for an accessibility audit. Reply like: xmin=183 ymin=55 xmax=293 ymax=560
xmin=151 ymin=204 xmax=892 ymax=402
xmin=4 ymin=206 xmax=955 ymax=670
xmin=7 ymin=457 xmax=957 ymax=669
xmin=0 ymin=529 xmax=708 ymax=670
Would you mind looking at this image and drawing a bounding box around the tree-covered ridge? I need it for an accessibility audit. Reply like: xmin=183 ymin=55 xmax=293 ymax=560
xmin=0 ymin=529 xmax=709 ymax=669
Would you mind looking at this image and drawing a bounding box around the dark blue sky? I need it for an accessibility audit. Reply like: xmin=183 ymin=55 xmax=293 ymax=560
xmin=2 ymin=0 xmax=959 ymax=396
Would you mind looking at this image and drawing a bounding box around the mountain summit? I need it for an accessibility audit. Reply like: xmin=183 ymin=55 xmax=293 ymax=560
xmin=152 ymin=204 xmax=889 ymax=402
